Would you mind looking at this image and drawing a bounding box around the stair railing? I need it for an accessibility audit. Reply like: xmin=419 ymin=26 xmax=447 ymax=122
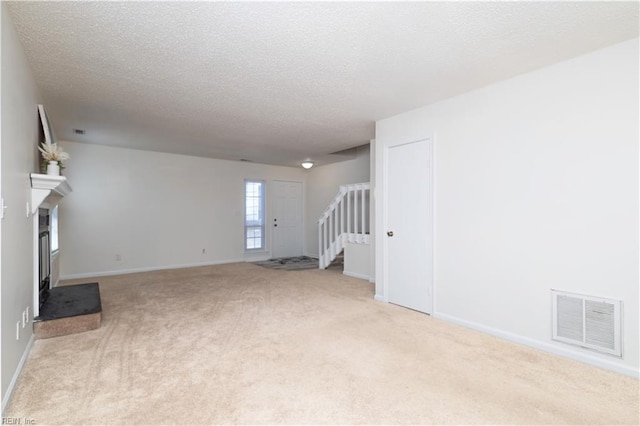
xmin=318 ymin=182 xmax=370 ymax=269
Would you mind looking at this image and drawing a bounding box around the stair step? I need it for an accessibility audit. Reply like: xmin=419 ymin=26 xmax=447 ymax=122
xmin=34 ymin=282 xmax=102 ymax=339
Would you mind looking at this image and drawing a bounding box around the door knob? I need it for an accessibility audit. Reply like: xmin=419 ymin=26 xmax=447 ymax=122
xmin=387 ymin=231 xmax=394 ymax=237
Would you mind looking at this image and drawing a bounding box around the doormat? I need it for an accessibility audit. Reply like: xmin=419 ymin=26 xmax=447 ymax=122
xmin=252 ymin=256 xmax=319 ymax=271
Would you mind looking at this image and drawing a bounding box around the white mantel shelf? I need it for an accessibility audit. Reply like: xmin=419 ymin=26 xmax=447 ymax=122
xmin=30 ymin=173 xmax=72 ymax=214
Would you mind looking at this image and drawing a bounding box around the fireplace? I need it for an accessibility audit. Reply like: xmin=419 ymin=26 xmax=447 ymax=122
xmin=30 ymin=173 xmax=72 ymax=318
xmin=38 ymin=209 xmax=51 ymax=307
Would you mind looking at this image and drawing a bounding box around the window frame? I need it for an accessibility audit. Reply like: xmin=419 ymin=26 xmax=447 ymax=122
xmin=50 ymin=205 xmax=59 ymax=254
xmin=244 ymin=179 xmax=266 ymax=252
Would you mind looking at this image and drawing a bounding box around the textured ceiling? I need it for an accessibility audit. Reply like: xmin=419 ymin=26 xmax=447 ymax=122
xmin=6 ymin=1 xmax=639 ymax=167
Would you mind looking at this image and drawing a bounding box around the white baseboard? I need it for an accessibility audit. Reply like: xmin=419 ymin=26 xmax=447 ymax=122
xmin=434 ymin=312 xmax=639 ymax=379
xmin=374 ymin=294 xmax=385 ymax=302
xmin=61 ymin=254 xmax=326 ymax=281
xmin=343 ymin=271 xmax=370 ymax=281
xmin=60 ymin=258 xmax=247 ymax=281
xmin=2 ymin=335 xmax=35 ymax=412
xmin=242 ymin=254 xmax=271 ymax=262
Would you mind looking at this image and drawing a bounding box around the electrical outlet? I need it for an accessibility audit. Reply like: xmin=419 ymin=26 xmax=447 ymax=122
xmin=16 ymin=322 xmax=20 ymax=340
xmin=115 ymin=254 xmax=122 ymax=261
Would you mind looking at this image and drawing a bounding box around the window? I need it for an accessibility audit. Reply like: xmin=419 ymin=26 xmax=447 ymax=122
xmin=50 ymin=206 xmax=59 ymax=253
xmin=245 ymin=180 xmax=265 ymax=250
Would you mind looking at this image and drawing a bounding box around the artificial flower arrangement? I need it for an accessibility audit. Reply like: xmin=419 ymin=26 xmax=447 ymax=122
xmin=39 ymin=140 xmax=70 ymax=173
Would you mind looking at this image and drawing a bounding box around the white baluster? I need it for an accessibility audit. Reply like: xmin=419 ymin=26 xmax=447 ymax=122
xmin=347 ymin=189 xmax=351 ymax=236
xmin=324 ymin=216 xmax=328 ymax=267
xmin=340 ymin=195 xmax=345 ymax=245
xmin=352 ymin=189 xmax=356 ymax=243
xmin=318 ymin=220 xmax=323 ymax=269
xmin=333 ymin=206 xmax=340 ymax=248
xmin=330 ymin=207 xmax=334 ymax=259
xmin=360 ymin=187 xmax=365 ymax=243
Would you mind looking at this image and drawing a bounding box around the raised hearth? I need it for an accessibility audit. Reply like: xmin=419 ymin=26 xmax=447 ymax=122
xmin=34 ymin=282 xmax=102 ymax=339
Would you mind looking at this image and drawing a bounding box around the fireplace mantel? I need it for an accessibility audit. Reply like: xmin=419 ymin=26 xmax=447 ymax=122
xmin=30 ymin=173 xmax=72 ymax=214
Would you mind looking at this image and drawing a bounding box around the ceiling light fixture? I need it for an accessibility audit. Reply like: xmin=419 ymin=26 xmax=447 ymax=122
xmin=301 ymin=161 xmax=314 ymax=169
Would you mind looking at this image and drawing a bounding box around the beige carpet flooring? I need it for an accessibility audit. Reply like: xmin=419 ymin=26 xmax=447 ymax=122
xmin=5 ymin=263 xmax=639 ymax=425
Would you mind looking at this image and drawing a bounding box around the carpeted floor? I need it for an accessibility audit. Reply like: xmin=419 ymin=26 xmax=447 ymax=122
xmin=5 ymin=263 xmax=639 ymax=425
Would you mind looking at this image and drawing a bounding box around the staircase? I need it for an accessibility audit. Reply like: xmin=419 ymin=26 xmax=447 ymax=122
xmin=318 ymin=183 xmax=370 ymax=269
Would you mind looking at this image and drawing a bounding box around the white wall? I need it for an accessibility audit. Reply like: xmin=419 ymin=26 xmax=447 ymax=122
xmin=375 ymin=38 xmax=639 ymax=376
xmin=58 ymin=142 xmax=308 ymax=278
xmin=1 ymin=3 xmax=41 ymax=407
xmin=343 ymin=242 xmax=371 ymax=281
xmin=304 ymin=145 xmax=370 ymax=257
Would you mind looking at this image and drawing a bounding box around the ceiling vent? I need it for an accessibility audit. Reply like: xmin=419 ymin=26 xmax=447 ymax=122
xmin=552 ymin=289 xmax=622 ymax=357
xmin=72 ymin=129 xmax=85 ymax=135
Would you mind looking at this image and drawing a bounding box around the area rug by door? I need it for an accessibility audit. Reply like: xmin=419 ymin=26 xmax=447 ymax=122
xmin=252 ymin=256 xmax=318 ymax=271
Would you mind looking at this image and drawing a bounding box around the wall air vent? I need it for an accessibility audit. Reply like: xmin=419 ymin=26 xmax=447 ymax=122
xmin=73 ymin=129 xmax=85 ymax=135
xmin=552 ymin=289 xmax=622 ymax=357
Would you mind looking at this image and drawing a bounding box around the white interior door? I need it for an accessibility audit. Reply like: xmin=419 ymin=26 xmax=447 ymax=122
xmin=271 ymin=180 xmax=303 ymax=258
xmin=386 ymin=138 xmax=433 ymax=314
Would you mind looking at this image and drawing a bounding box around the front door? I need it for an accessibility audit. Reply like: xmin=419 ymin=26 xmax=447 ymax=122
xmin=386 ymin=138 xmax=433 ymax=314
xmin=271 ymin=180 xmax=303 ymax=258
